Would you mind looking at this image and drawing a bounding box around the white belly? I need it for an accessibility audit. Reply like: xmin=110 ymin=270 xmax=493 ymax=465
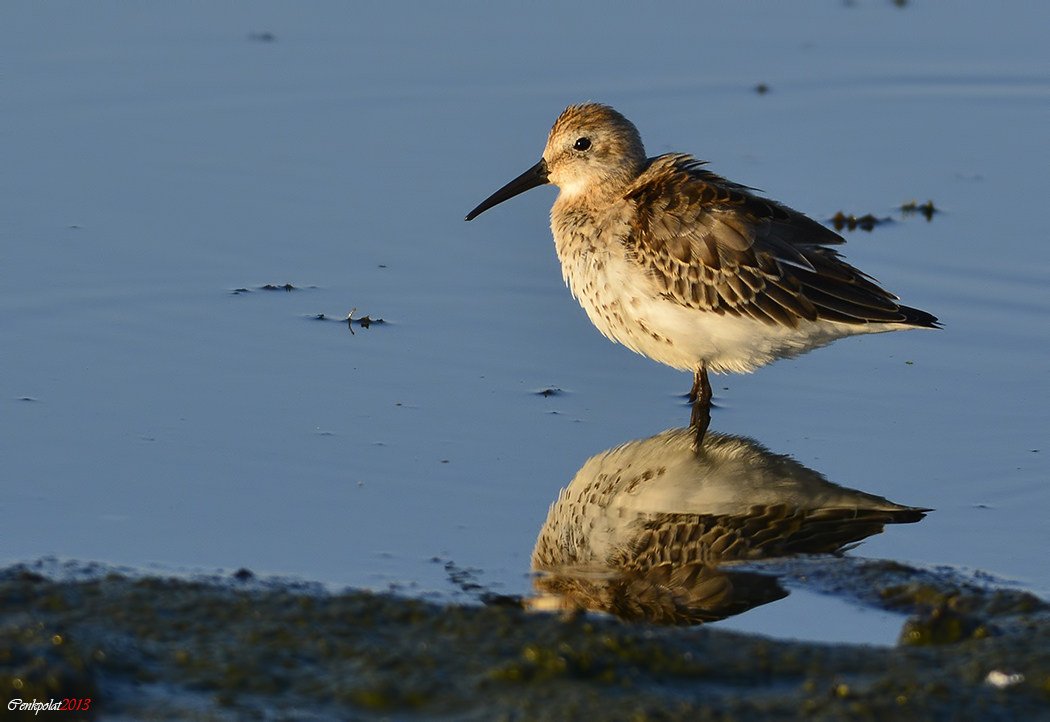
xmin=556 ymin=239 xmax=893 ymax=375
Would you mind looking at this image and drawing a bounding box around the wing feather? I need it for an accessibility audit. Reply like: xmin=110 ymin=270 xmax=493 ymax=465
xmin=622 ymin=154 xmax=936 ymax=328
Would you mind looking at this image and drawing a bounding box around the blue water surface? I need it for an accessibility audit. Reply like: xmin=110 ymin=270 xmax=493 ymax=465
xmin=3 ymin=1 xmax=1048 ymax=644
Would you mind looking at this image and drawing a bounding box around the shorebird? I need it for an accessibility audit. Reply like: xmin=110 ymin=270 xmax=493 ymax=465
xmin=466 ymin=103 xmax=938 ymax=438
xmin=530 ymin=427 xmax=928 ymax=624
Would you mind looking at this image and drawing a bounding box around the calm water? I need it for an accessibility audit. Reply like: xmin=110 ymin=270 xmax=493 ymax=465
xmin=3 ymin=2 xmax=1048 ymax=644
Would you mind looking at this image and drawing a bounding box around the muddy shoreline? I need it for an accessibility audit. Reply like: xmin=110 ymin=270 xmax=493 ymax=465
xmin=3 ymin=558 xmax=1048 ymax=720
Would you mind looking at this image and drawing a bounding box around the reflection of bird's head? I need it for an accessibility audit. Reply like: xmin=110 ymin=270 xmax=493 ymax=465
xmin=529 ymin=561 xmax=787 ymax=625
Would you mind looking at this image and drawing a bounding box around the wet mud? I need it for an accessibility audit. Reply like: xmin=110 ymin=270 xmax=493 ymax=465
xmin=2 ymin=558 xmax=1048 ymax=721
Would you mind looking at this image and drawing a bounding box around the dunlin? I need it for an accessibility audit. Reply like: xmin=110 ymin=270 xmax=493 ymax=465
xmin=467 ymin=103 xmax=938 ymax=436
xmin=530 ymin=427 xmax=928 ymax=623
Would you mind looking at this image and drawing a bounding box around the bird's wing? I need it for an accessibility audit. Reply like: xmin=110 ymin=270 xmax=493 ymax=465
xmin=624 ymin=504 xmax=923 ymax=565
xmin=622 ymin=155 xmax=919 ymax=327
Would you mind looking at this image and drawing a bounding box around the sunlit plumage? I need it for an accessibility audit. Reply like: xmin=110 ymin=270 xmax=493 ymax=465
xmin=467 ymin=103 xmax=938 ymax=432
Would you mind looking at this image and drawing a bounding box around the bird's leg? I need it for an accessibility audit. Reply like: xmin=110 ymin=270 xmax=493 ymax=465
xmin=689 ymin=367 xmax=712 ymax=450
xmin=687 ymin=368 xmax=712 ymax=406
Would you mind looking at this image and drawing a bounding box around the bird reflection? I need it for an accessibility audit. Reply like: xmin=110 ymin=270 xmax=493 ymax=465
xmin=531 ymin=428 xmax=928 ymax=625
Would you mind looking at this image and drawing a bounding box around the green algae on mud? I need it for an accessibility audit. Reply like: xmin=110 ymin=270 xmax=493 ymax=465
xmin=1 ymin=560 xmax=1048 ymax=721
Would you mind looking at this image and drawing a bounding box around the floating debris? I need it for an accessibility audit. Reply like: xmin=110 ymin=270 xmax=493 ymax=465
xmin=355 ymin=316 xmax=383 ymax=329
xmin=247 ymin=31 xmax=276 ymax=42
xmin=345 ymin=308 xmax=385 ymax=334
xmin=233 ymin=284 xmax=316 ymax=294
xmin=535 ymin=388 xmax=565 ymax=397
xmin=754 ymin=82 xmax=769 ymax=95
xmin=901 ymin=199 xmax=938 ymax=221
xmin=830 ymin=201 xmax=937 ymax=232
xmin=830 ymin=211 xmax=891 ymax=232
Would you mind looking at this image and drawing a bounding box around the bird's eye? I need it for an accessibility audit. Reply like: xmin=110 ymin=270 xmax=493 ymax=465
xmin=573 ymin=137 xmax=591 ymax=151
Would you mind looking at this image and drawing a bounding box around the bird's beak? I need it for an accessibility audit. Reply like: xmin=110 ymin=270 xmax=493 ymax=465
xmin=465 ymin=159 xmax=549 ymax=221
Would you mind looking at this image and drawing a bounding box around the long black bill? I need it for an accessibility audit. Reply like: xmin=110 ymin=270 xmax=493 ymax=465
xmin=465 ymin=158 xmax=549 ymax=221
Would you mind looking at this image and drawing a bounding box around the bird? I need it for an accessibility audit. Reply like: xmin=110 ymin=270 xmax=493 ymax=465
xmin=530 ymin=427 xmax=928 ymax=624
xmin=466 ymin=103 xmax=939 ymax=440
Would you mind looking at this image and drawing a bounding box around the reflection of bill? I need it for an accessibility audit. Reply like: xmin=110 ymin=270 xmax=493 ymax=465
xmin=531 ymin=428 xmax=928 ymax=625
